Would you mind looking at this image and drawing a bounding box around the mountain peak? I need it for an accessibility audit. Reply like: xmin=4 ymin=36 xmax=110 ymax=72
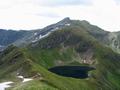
xmin=62 ymin=17 xmax=71 ymax=21
xmin=58 ymin=17 xmax=71 ymax=24
xmin=81 ymin=20 xmax=90 ymax=25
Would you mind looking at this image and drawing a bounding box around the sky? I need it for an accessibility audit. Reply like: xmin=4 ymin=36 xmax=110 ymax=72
xmin=0 ymin=0 xmax=120 ymax=31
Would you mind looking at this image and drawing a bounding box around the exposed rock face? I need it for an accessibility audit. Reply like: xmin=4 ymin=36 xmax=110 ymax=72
xmin=80 ymin=49 xmax=94 ymax=64
xmin=0 ymin=17 xmax=120 ymax=54
xmin=0 ymin=45 xmax=5 ymax=51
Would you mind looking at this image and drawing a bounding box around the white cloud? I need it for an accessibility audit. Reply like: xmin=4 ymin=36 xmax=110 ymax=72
xmin=0 ymin=0 xmax=119 ymax=31
xmin=53 ymin=0 xmax=120 ymax=31
xmin=30 ymin=0 xmax=92 ymax=7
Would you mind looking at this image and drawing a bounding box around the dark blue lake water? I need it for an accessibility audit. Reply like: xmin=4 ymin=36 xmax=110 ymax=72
xmin=49 ymin=66 xmax=95 ymax=79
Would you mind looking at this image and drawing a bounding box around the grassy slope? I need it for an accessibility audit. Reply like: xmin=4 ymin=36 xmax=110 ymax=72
xmin=9 ymin=80 xmax=58 ymax=90
xmin=1 ymin=26 xmax=120 ymax=90
xmin=20 ymin=27 xmax=120 ymax=90
xmin=0 ymin=47 xmax=94 ymax=90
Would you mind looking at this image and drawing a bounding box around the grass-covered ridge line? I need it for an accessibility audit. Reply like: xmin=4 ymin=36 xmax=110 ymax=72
xmin=22 ymin=26 xmax=120 ymax=89
xmin=1 ymin=26 xmax=120 ymax=90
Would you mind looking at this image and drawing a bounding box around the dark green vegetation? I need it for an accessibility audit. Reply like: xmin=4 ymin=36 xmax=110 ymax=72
xmin=0 ymin=18 xmax=120 ymax=90
xmin=0 ymin=25 xmax=120 ymax=90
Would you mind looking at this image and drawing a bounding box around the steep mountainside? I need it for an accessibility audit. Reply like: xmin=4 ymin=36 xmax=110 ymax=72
xmin=0 ymin=18 xmax=72 ymax=47
xmin=0 ymin=26 xmax=120 ymax=90
xmin=0 ymin=18 xmax=120 ymax=54
xmin=0 ymin=29 xmax=30 ymax=46
xmin=73 ymin=20 xmax=120 ymax=53
xmin=27 ymin=26 xmax=120 ymax=89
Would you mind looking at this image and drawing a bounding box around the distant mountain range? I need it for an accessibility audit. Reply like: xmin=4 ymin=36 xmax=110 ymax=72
xmin=0 ymin=18 xmax=120 ymax=90
xmin=0 ymin=17 xmax=120 ymax=53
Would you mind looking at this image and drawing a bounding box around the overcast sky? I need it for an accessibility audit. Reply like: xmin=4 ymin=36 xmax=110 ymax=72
xmin=0 ymin=0 xmax=120 ymax=31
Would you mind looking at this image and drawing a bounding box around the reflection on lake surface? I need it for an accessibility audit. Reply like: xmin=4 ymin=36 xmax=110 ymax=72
xmin=49 ymin=66 xmax=95 ymax=79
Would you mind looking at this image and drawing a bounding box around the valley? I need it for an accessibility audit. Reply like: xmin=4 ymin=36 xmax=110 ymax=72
xmin=0 ymin=18 xmax=120 ymax=90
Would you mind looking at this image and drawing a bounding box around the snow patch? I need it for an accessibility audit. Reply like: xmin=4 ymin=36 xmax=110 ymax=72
xmin=17 ymin=75 xmax=33 ymax=83
xmin=18 ymin=76 xmax=24 ymax=79
xmin=55 ymin=27 xmax=59 ymax=30
xmin=0 ymin=81 xmax=13 ymax=90
xmin=40 ymin=32 xmax=51 ymax=39
xmin=65 ymin=24 xmax=70 ymax=26
xmin=23 ymin=78 xmax=33 ymax=82
xmin=32 ymin=32 xmax=51 ymax=43
xmin=51 ymin=27 xmax=59 ymax=32
xmin=32 ymin=37 xmax=39 ymax=43
xmin=34 ymin=32 xmax=37 ymax=36
xmin=39 ymin=35 xmax=42 ymax=39
xmin=32 ymin=27 xmax=60 ymax=43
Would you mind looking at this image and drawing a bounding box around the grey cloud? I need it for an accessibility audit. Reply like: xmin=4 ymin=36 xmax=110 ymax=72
xmin=33 ymin=0 xmax=92 ymax=7
xmin=34 ymin=12 xmax=61 ymax=18
xmin=114 ymin=0 xmax=120 ymax=5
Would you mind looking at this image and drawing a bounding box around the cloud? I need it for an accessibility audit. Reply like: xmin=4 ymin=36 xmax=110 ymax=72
xmin=0 ymin=0 xmax=120 ymax=31
xmin=114 ymin=0 xmax=120 ymax=4
xmin=0 ymin=0 xmax=92 ymax=9
xmin=35 ymin=13 xmax=60 ymax=18
xmin=50 ymin=0 xmax=120 ymax=31
xmin=31 ymin=0 xmax=92 ymax=7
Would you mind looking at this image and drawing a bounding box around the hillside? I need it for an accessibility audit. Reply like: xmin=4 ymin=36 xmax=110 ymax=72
xmin=0 ymin=30 xmax=30 ymax=46
xmin=1 ymin=18 xmax=120 ymax=54
xmin=26 ymin=26 xmax=120 ymax=90
xmin=0 ymin=26 xmax=120 ymax=90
